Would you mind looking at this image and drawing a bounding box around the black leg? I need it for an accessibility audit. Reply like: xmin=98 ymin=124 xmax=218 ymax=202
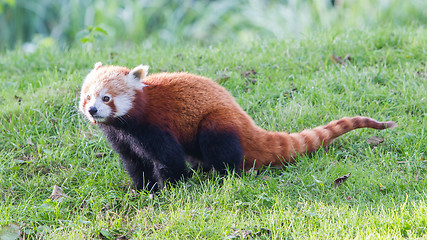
xmin=198 ymin=130 xmax=243 ymax=174
xmin=150 ymin=155 xmax=188 ymax=190
xmin=138 ymin=126 xmax=189 ymax=189
xmin=121 ymin=156 xmax=157 ymax=191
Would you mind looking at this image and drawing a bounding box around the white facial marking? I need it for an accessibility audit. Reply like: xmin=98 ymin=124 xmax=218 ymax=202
xmin=114 ymin=94 xmax=133 ymax=116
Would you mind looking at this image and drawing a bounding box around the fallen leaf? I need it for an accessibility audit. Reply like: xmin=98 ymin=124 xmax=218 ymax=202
xmin=333 ymin=173 xmax=351 ymax=188
xmin=367 ymin=136 xmax=384 ymax=146
xmin=241 ymin=69 xmax=257 ymax=78
xmin=241 ymin=69 xmax=257 ymax=84
xmin=227 ymin=228 xmax=252 ymax=239
xmin=49 ymin=185 xmax=70 ymax=201
xmin=330 ymin=55 xmax=345 ymax=65
xmin=0 ymin=224 xmax=20 ymax=240
xmin=330 ymin=54 xmax=352 ymax=66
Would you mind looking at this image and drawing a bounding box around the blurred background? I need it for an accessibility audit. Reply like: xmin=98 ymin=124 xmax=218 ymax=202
xmin=0 ymin=0 xmax=426 ymax=50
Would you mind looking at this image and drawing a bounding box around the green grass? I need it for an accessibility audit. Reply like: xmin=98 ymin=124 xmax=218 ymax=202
xmin=0 ymin=26 xmax=426 ymax=239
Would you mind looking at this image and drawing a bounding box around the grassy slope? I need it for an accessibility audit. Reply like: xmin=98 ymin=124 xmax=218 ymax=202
xmin=0 ymin=26 xmax=426 ymax=239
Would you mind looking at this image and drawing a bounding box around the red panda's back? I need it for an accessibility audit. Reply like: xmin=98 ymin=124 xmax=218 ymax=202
xmin=140 ymin=72 xmax=251 ymax=142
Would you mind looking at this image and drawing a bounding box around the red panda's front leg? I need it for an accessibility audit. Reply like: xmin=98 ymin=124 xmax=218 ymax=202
xmin=101 ymin=123 xmax=188 ymax=192
xmin=134 ymin=124 xmax=189 ymax=189
xmin=100 ymin=125 xmax=160 ymax=191
xmin=121 ymin=155 xmax=157 ymax=191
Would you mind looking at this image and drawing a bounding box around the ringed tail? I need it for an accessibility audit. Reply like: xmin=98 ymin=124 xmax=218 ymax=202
xmin=247 ymin=116 xmax=396 ymax=169
xmin=288 ymin=116 xmax=396 ymax=159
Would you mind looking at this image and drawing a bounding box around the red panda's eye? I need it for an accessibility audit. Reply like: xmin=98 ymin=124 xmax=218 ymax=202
xmin=102 ymin=96 xmax=111 ymax=102
xmin=86 ymin=95 xmax=91 ymax=100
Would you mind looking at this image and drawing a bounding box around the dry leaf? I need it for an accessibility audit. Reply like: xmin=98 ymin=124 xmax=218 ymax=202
xmin=367 ymin=136 xmax=384 ymax=146
xmin=330 ymin=54 xmax=352 ymax=66
xmin=241 ymin=69 xmax=257 ymax=78
xmin=49 ymin=185 xmax=70 ymax=201
xmin=241 ymin=69 xmax=257 ymax=84
xmin=333 ymin=173 xmax=351 ymax=188
xmin=227 ymin=228 xmax=252 ymax=239
xmin=330 ymin=55 xmax=345 ymax=65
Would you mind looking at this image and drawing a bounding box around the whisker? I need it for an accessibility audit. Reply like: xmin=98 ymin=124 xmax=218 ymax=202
xmin=117 ymin=116 xmax=126 ymax=124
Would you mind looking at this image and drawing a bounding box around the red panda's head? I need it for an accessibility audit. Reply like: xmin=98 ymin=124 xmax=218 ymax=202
xmin=79 ymin=62 xmax=149 ymax=124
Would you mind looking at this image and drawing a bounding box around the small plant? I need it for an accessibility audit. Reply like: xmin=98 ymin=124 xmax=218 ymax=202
xmin=76 ymin=25 xmax=108 ymax=44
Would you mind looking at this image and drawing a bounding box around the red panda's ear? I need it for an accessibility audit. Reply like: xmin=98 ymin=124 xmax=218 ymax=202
xmin=127 ymin=65 xmax=149 ymax=89
xmin=130 ymin=65 xmax=149 ymax=80
xmin=94 ymin=62 xmax=102 ymax=70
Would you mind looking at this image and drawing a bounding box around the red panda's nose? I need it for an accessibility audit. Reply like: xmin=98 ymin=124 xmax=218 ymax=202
xmin=88 ymin=106 xmax=98 ymax=116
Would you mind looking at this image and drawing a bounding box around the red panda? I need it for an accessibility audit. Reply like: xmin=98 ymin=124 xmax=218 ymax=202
xmin=79 ymin=63 xmax=396 ymax=191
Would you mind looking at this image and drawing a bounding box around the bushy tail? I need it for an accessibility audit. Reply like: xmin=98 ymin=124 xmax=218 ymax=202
xmin=243 ymin=116 xmax=396 ymax=169
xmin=285 ymin=116 xmax=396 ymax=160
